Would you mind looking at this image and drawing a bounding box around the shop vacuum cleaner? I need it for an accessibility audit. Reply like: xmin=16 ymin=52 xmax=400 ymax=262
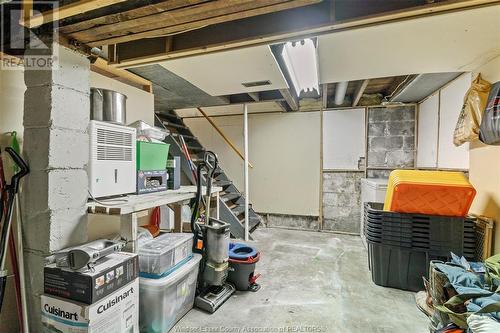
xmin=191 ymin=151 xmax=235 ymax=313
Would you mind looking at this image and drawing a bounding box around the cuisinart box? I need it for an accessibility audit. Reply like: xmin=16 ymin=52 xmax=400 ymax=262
xmin=41 ymin=279 xmax=139 ymax=333
xmin=44 ymin=252 xmax=138 ymax=304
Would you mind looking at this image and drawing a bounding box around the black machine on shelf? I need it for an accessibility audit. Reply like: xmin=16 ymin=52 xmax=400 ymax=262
xmin=190 ymin=151 xmax=235 ymax=313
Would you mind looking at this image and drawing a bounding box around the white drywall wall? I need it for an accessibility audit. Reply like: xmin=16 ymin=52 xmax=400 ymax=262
xmin=417 ymin=93 xmax=439 ymax=168
xmin=0 ymin=68 xmax=26 ymax=333
xmin=184 ymin=111 xmax=321 ymax=216
xmin=469 ymin=54 xmax=500 ymax=255
xmin=438 ymin=73 xmax=471 ymax=169
xmin=323 ymin=108 xmax=365 ymax=170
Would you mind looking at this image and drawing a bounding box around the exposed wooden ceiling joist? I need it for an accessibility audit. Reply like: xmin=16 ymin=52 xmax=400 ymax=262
xmin=107 ymin=0 xmax=499 ymax=68
xmin=21 ymin=0 xmax=128 ymax=28
xmin=62 ymin=0 xmax=321 ymax=47
xmin=58 ymin=0 xmax=211 ymax=34
xmin=321 ymin=84 xmax=328 ymax=109
xmin=322 ymin=75 xmax=411 ymax=108
xmin=352 ymin=79 xmax=370 ymax=107
xmin=90 ymin=57 xmax=153 ymax=93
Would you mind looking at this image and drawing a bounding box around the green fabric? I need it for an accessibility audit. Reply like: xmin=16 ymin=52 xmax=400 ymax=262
xmin=433 ymin=262 xmax=500 ymax=329
xmin=485 ymin=254 xmax=500 ymax=292
xmin=435 ymin=293 xmax=500 ymax=329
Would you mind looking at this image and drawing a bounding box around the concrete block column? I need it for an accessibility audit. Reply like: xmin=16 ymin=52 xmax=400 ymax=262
xmin=21 ymin=44 xmax=90 ymax=330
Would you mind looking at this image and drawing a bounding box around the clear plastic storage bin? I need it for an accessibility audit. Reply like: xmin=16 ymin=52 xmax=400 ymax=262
xmin=139 ymin=254 xmax=201 ymax=333
xmin=138 ymin=233 xmax=193 ymax=277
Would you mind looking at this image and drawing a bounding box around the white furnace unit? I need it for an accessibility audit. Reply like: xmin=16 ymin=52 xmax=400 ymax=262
xmin=89 ymin=120 xmax=137 ymax=198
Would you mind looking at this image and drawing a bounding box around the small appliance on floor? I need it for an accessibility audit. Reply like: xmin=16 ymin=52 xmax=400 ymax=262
xmin=194 ymin=220 xmax=235 ymax=313
xmin=191 ymin=151 xmax=235 ymax=313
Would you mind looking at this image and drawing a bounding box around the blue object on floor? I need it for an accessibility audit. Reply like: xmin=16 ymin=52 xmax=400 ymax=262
xmin=229 ymin=243 xmax=258 ymax=260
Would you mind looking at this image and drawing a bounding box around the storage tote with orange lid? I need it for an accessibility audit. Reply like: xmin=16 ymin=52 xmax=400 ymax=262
xmin=383 ymin=170 xmax=476 ymax=217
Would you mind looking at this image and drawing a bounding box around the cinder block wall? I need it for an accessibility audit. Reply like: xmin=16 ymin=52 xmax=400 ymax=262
xmin=322 ymin=171 xmax=364 ymax=233
xmin=322 ymin=106 xmax=416 ymax=234
xmin=367 ymin=106 xmax=416 ymax=169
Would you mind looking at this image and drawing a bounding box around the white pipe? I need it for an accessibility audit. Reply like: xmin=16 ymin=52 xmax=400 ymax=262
xmin=243 ymin=104 xmax=249 ymax=242
xmin=334 ymin=81 xmax=349 ymax=105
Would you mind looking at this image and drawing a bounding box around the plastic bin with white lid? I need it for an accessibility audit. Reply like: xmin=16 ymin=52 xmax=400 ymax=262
xmin=139 ymin=254 xmax=201 ymax=333
xmin=138 ymin=233 xmax=193 ymax=278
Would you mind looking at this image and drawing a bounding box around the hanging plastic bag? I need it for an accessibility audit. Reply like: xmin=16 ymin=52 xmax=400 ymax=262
xmin=453 ymin=74 xmax=491 ymax=146
xmin=479 ymin=81 xmax=500 ymax=145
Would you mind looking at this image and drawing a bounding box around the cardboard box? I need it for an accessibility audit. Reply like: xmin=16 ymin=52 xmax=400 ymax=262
xmin=44 ymin=252 xmax=138 ymax=304
xmin=41 ymin=279 xmax=139 ymax=333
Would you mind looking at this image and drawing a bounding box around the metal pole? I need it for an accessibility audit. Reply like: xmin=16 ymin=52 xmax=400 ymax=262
xmin=16 ymin=196 xmax=28 ymax=333
xmin=244 ymin=104 xmax=249 ymax=241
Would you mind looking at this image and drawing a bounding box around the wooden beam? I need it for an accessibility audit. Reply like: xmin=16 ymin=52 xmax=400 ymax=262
xmin=90 ymin=57 xmax=153 ymax=93
xmin=322 ymin=84 xmax=329 ymax=109
xmin=386 ymin=75 xmax=418 ymax=100
xmin=197 ymin=107 xmax=254 ymax=168
xmin=279 ymin=89 xmax=299 ymax=112
xmin=79 ymin=0 xmax=321 ymax=46
xmin=59 ymin=0 xmax=211 ymax=35
xmin=112 ymin=0 xmax=500 ymax=68
xmin=352 ymin=79 xmax=370 ymax=107
xmin=21 ymin=0 xmax=128 ymax=28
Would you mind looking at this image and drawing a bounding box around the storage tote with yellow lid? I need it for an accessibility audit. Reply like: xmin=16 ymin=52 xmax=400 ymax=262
xmin=383 ymin=170 xmax=476 ymax=217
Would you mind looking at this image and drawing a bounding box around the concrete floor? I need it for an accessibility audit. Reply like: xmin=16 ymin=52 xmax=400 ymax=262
xmin=175 ymin=228 xmax=428 ymax=333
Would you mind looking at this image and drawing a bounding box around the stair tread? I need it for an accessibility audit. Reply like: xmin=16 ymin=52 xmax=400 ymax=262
xmin=239 ymin=216 xmax=261 ymax=230
xmin=187 ymin=145 xmax=204 ymax=152
xmin=171 ymin=133 xmax=196 ymax=140
xmin=156 ymin=112 xmax=181 ymax=121
xmin=214 ymin=180 xmax=232 ymax=187
xmin=162 ymin=121 xmax=187 ymax=130
xmin=221 ymin=193 xmax=241 ymax=202
xmin=231 ymin=205 xmax=245 ymax=215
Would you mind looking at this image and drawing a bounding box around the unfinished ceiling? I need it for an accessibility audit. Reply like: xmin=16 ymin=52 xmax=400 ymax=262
xmin=56 ymin=0 xmax=322 ymax=46
xmin=124 ymin=3 xmax=499 ymax=112
xmin=7 ymin=0 xmax=496 ymax=113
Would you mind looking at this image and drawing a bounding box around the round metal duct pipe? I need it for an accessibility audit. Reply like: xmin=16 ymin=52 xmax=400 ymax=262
xmin=334 ymin=81 xmax=349 ymax=105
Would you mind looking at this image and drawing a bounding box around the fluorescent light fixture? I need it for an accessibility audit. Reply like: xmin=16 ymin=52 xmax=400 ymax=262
xmin=281 ymin=39 xmax=319 ymax=96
